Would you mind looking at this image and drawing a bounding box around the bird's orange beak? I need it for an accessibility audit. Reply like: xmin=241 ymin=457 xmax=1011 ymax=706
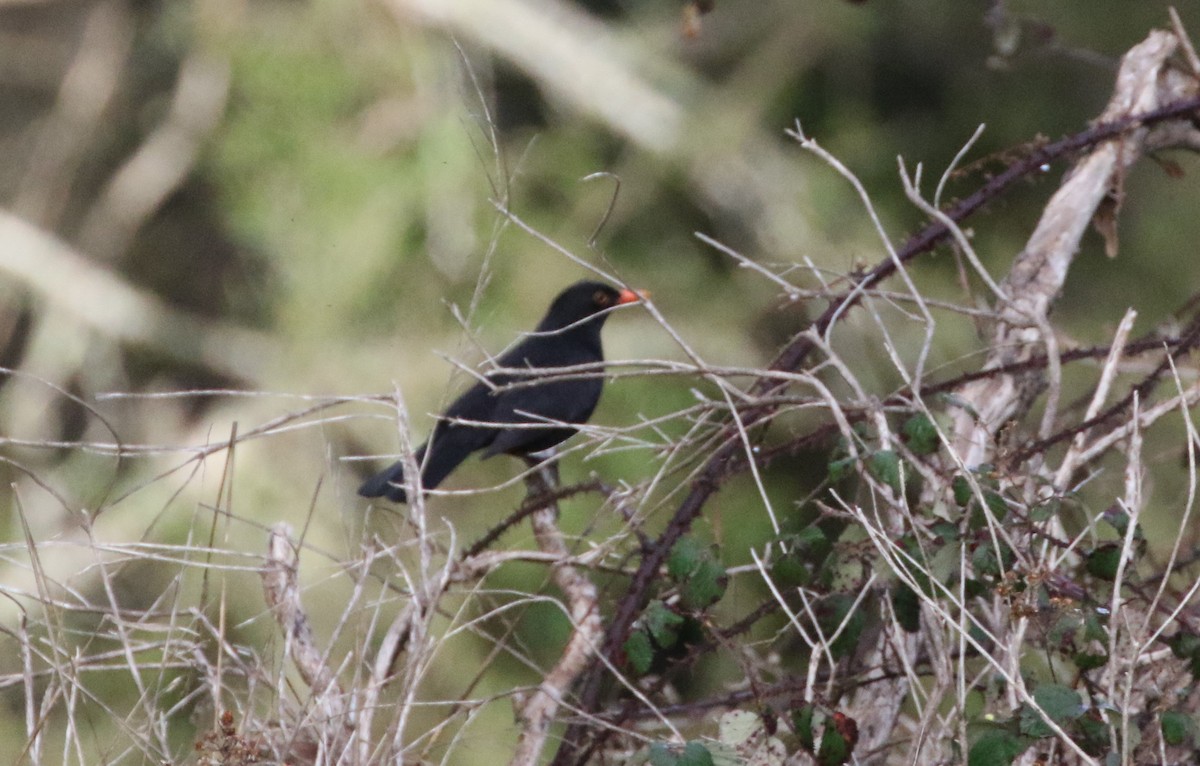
xmin=617 ymin=288 xmax=649 ymax=305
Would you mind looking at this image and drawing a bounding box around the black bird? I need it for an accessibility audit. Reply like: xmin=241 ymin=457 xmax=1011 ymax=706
xmin=359 ymin=281 xmax=644 ymax=502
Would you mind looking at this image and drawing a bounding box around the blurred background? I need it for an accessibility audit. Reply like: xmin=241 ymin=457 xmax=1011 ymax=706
xmin=1 ymin=0 xmax=1199 ymax=761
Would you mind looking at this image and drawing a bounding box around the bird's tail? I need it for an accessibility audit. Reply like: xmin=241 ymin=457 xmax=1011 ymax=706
xmin=358 ymin=426 xmax=483 ymax=503
xmin=358 ymin=443 xmax=428 ymax=502
xmin=419 ymin=426 xmax=485 ymax=492
xmin=357 ymin=460 xmax=409 ymax=502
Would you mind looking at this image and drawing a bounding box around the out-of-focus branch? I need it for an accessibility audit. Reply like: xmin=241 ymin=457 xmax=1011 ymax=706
xmin=0 ymin=210 xmax=273 ymax=381
xmin=14 ymin=0 xmax=134 ymax=229
xmin=387 ymin=0 xmax=680 ymax=151
xmin=382 ymin=0 xmax=819 ymax=257
xmin=79 ymin=53 xmax=231 ymax=261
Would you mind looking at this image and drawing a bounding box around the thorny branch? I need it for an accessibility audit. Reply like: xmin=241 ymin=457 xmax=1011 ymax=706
xmin=7 ymin=7 xmax=1200 ymax=765
xmin=553 ymin=28 xmax=1200 ymax=765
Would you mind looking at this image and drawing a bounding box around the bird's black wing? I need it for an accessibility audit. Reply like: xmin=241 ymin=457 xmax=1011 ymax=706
xmin=480 ymin=375 xmax=603 ymax=458
xmin=477 ymin=334 xmax=606 ymax=458
xmin=475 ymin=333 xmax=609 ymax=458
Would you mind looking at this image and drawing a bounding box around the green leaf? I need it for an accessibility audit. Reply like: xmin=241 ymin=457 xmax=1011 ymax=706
xmin=623 ymin=630 xmax=654 ymax=676
xmin=828 ymin=456 xmax=856 ymax=483
xmin=819 ymin=594 xmax=867 ymax=658
xmin=677 ymin=742 xmax=715 ymax=766
xmin=892 ymin=583 xmax=921 ymax=633
xmin=968 ymin=489 xmax=1008 ymax=530
xmin=648 ymin=743 xmax=676 ymax=766
xmin=895 ymin=532 xmax=921 ymax=559
xmin=646 ymin=740 xmax=715 ymax=766
xmin=972 ymin=542 xmax=1014 ymax=579
xmin=1029 ymin=497 xmax=1058 ymax=522
xmin=902 ymin=413 xmax=940 ymax=455
xmin=1170 ymin=631 xmax=1200 ymax=679
xmin=967 ymin=729 xmax=1025 ymax=766
xmin=963 ymin=578 xmax=988 ymax=599
xmin=984 ymin=489 xmax=1008 ymax=518
xmin=1072 ymin=651 xmax=1108 ymax=672
xmin=773 ymin=527 xmax=833 ymax=587
xmin=1085 ymin=544 xmax=1122 ymax=581
xmin=680 ymin=557 xmax=728 ymax=611
xmin=1046 ymin=610 xmax=1079 ymax=647
xmin=952 ymin=475 xmax=973 ymax=506
xmin=869 ymin=450 xmax=904 ymax=492
xmin=1034 ymin=684 xmax=1084 ymax=720
xmin=794 ymin=525 xmax=834 ymax=558
xmin=1020 ymin=684 xmax=1083 ymax=738
xmin=1169 ymin=632 xmax=1200 ymax=660
xmin=772 ymin=551 xmax=808 ymax=587
xmin=1083 ymin=611 xmax=1108 ymax=643
xmin=668 ymin=538 xmax=727 ymax=611
xmin=669 ymin=537 xmax=704 ymax=581
xmin=930 ymin=521 xmax=960 ymax=543
xmin=645 ymin=600 xmax=684 ymax=648
xmin=1099 ymin=505 xmax=1133 ymax=536
xmin=1018 ymin=708 xmax=1052 ymax=739
xmin=1075 ymin=710 xmax=1109 ymax=755
xmin=792 ymin=704 xmax=816 ymax=752
xmin=1161 ymin=710 xmax=1194 ymax=746
xmin=980 ymin=498 xmax=1007 ymax=526
xmin=927 ymin=538 xmax=963 ymax=586
xmin=816 ymin=717 xmax=854 ymax=766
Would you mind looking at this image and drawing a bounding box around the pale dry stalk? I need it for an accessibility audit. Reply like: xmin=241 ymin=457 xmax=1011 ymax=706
xmin=844 ymin=27 xmax=1200 ymax=764
xmin=509 ymin=464 xmax=603 ymax=766
xmin=261 ymin=523 xmax=353 ymax=762
xmin=949 ymin=29 xmax=1198 ymax=467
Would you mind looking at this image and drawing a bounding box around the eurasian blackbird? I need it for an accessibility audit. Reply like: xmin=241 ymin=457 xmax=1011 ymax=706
xmin=358 ymin=280 xmax=644 ymax=502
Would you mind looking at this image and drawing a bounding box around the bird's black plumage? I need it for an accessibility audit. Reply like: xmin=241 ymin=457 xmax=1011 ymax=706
xmin=358 ymin=281 xmax=642 ymax=502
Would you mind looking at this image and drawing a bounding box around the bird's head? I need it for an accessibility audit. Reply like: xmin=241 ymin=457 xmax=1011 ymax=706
xmin=537 ymin=281 xmax=646 ymax=332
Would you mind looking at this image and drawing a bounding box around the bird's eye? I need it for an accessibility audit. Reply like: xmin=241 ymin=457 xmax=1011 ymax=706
xmin=593 ymin=290 xmax=611 ymax=306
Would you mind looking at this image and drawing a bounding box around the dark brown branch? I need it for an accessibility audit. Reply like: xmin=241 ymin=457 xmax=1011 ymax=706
xmin=551 ymin=94 xmax=1200 ymax=765
xmin=460 ymin=479 xmax=608 ymax=560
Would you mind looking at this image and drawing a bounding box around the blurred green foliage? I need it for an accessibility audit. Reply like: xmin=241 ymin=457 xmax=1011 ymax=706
xmin=2 ymin=0 xmax=1199 ymax=762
